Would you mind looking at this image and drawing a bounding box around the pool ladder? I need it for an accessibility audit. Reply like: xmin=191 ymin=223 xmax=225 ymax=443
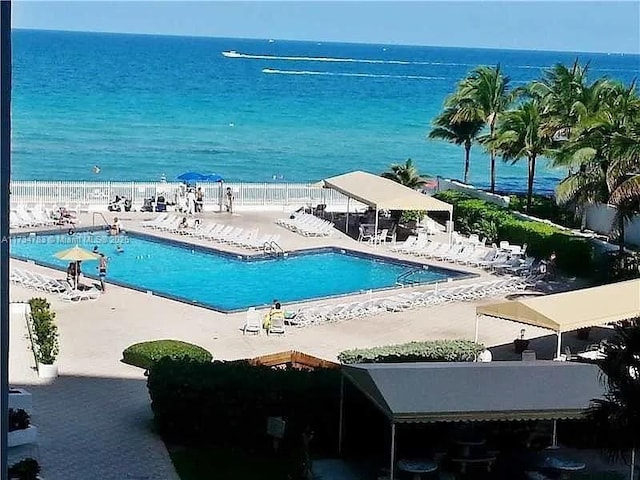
xmin=396 ymin=266 xmax=427 ymax=286
xmin=92 ymin=212 xmax=111 ymax=229
xmin=264 ymin=240 xmax=285 ymax=257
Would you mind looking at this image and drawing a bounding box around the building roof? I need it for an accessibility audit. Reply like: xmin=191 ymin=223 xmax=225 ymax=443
xmin=343 ymin=361 xmax=605 ymax=423
xmin=477 ymin=279 xmax=640 ymax=333
xmin=322 ymin=171 xmax=453 ymax=212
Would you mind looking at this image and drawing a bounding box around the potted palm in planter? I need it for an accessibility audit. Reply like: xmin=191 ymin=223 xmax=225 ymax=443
xmin=8 ymin=409 xmax=38 ymax=447
xmin=513 ymin=329 xmax=530 ymax=354
xmin=28 ymin=298 xmax=60 ymax=379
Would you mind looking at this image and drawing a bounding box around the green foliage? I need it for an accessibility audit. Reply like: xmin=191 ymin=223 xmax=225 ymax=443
xmin=434 ymin=190 xmax=594 ymax=276
xmin=8 ymin=458 xmax=40 ymax=480
xmin=122 ymin=340 xmax=212 ymax=370
xmin=400 ymin=210 xmax=426 ymax=223
xmin=508 ymin=193 xmax=580 ymax=228
xmin=381 ymin=159 xmax=428 ymax=189
xmin=28 ymin=298 xmax=59 ymax=365
xmin=8 ymin=409 xmax=30 ymax=432
xmin=147 ymin=358 xmax=341 ymax=450
xmin=337 ymin=340 xmax=484 ymax=364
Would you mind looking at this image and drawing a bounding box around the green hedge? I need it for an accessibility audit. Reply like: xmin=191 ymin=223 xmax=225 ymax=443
xmin=338 ymin=340 xmax=484 ymax=364
xmin=147 ymin=358 xmax=340 ymax=450
xmin=122 ymin=340 xmax=212 ymax=370
xmin=434 ymin=190 xmax=593 ymax=276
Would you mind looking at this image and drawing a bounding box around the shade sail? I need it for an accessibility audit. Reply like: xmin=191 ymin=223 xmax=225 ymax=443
xmin=322 ymin=171 xmax=452 ymax=212
xmin=477 ymin=279 xmax=640 ymax=332
xmin=343 ymin=361 xmax=604 ymax=423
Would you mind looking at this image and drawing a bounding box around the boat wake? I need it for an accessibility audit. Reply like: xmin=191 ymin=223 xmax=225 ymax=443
xmin=262 ymin=68 xmax=446 ymax=80
xmin=224 ymin=50 xmax=439 ymax=65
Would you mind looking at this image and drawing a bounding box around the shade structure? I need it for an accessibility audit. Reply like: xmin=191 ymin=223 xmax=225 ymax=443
xmin=54 ymin=246 xmax=100 ymax=262
xmin=321 ymin=171 xmax=452 ymax=212
xmin=477 ymin=279 xmax=640 ymax=333
xmin=343 ymin=361 xmax=604 ymax=424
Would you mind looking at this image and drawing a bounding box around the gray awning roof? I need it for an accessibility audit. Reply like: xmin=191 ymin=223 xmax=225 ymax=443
xmin=343 ymin=361 xmax=605 ymax=423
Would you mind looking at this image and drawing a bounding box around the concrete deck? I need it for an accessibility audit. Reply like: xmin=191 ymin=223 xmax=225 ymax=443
xmin=8 ymin=210 xmax=599 ymax=479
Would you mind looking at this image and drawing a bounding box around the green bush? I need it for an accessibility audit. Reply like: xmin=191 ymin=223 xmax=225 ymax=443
xmin=337 ymin=340 xmax=484 ymax=364
xmin=147 ymin=358 xmax=340 ymax=450
xmin=434 ymin=190 xmax=593 ymax=276
xmin=28 ymin=298 xmax=59 ymax=365
xmin=401 ymin=210 xmax=427 ymax=223
xmin=122 ymin=340 xmax=213 ymax=370
xmin=508 ymin=193 xmax=580 ymax=228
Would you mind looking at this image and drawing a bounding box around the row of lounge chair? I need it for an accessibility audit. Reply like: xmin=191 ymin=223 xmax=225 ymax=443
xmin=141 ymin=214 xmax=280 ymax=251
xmin=10 ymin=267 xmax=101 ymax=301
xmin=391 ymin=237 xmax=535 ymax=275
xmin=287 ymin=275 xmax=540 ymax=327
xmin=276 ymin=212 xmax=334 ymax=237
xmin=10 ymin=206 xmax=63 ymax=229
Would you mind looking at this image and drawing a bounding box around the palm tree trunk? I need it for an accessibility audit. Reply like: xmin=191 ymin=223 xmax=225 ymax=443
xmin=526 ymin=155 xmax=536 ymax=213
xmin=464 ymin=141 xmax=471 ymax=184
xmin=619 ymin=214 xmax=626 ymax=256
xmin=489 ymin=124 xmax=496 ymax=193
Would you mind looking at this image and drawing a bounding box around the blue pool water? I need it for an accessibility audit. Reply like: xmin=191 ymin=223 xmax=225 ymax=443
xmin=10 ymin=231 xmax=466 ymax=311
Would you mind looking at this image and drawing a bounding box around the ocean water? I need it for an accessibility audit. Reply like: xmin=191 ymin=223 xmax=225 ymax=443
xmin=11 ymin=30 xmax=640 ymax=193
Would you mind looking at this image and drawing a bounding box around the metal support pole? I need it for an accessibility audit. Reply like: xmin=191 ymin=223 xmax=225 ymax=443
xmin=374 ymin=206 xmax=379 ymax=247
xmin=551 ymin=419 xmax=558 ymax=448
xmin=338 ymin=375 xmax=344 ymax=455
xmin=345 ymin=197 xmax=350 ymax=234
xmin=474 ymin=314 xmax=480 ymax=343
xmin=556 ymin=331 xmax=562 ymax=359
xmin=389 ymin=423 xmax=396 ymax=480
xmin=0 ymin=2 xmax=12 ymax=479
xmin=448 ymin=210 xmax=453 ymax=245
xmin=631 ymin=446 xmax=636 ymax=480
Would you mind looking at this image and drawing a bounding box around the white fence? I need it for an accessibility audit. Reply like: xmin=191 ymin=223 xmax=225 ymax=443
xmin=436 ymin=178 xmax=511 ymax=207
xmin=9 ymin=181 xmax=357 ymax=211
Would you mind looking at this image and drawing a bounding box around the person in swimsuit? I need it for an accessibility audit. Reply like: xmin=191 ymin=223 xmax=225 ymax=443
xmin=98 ymin=253 xmax=107 ymax=292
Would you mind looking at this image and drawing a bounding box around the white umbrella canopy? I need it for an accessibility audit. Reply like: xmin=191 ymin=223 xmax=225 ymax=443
xmin=54 ymin=246 xmax=100 ymax=289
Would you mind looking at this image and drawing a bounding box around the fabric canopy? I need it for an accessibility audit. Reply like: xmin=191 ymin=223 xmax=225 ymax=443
xmin=321 ymin=171 xmax=452 ymax=212
xmin=343 ymin=361 xmax=604 ymax=423
xmin=477 ymin=279 xmax=640 ymax=333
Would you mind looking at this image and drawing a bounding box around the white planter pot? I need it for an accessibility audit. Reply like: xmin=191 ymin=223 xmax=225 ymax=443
xmin=8 ymin=425 xmax=38 ymax=447
xmin=37 ymin=363 xmax=58 ymax=379
xmin=8 ymin=388 xmax=32 ymax=411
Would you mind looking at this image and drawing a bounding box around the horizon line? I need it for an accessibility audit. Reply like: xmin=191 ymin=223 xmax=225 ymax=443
xmin=13 ymin=27 xmax=639 ymax=57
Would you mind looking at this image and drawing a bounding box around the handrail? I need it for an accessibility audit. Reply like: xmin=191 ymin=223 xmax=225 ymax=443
xmin=396 ymin=266 xmax=428 ymax=286
xmin=92 ymin=212 xmax=110 ymax=228
xmin=264 ymin=241 xmax=285 ymax=256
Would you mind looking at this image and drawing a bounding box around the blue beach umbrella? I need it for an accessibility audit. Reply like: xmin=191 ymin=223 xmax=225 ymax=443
xmin=203 ymin=174 xmax=224 ymax=182
xmin=177 ymin=172 xmax=224 ymax=183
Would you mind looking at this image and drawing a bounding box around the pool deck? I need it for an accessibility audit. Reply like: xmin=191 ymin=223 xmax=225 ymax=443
xmin=8 ymin=210 xmax=596 ymax=480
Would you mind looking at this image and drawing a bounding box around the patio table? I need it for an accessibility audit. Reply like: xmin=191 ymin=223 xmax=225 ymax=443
xmin=539 ymin=456 xmax=586 ymax=480
xmin=397 ymin=458 xmax=438 ymax=480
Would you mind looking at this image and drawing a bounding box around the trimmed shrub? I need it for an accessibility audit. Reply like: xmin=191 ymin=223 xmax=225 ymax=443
xmin=122 ymin=340 xmax=212 ymax=370
xmin=337 ymin=340 xmax=485 ymax=364
xmin=434 ymin=190 xmax=593 ymax=276
xmin=147 ymin=358 xmax=340 ymax=450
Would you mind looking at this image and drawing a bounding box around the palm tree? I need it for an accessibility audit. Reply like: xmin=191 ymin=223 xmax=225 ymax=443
xmin=381 ymin=158 xmax=428 ymax=189
xmin=555 ymin=80 xmax=640 ymax=254
xmin=428 ymin=106 xmax=484 ymax=184
xmin=494 ymin=100 xmax=551 ymax=212
xmin=449 ymin=65 xmax=513 ymax=193
xmin=587 ymin=320 xmax=640 ymax=476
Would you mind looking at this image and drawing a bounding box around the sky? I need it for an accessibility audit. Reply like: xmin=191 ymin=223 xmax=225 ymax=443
xmin=11 ymin=1 xmax=640 ymax=54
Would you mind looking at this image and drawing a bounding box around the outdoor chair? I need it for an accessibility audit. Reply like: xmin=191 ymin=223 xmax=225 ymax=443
xmin=243 ymin=307 xmax=261 ymax=335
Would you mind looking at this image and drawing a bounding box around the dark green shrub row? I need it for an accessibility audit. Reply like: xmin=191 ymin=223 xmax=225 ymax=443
xmin=28 ymin=298 xmax=59 ymax=365
xmin=147 ymin=358 xmax=341 ymax=450
xmin=507 ymin=194 xmax=581 ymax=229
xmin=122 ymin=340 xmax=212 ymax=370
xmin=434 ymin=190 xmax=593 ymax=276
xmin=338 ymin=340 xmax=484 ymax=364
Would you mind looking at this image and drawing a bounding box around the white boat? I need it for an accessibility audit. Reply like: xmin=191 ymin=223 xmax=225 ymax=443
xmin=222 ymin=50 xmax=241 ymax=58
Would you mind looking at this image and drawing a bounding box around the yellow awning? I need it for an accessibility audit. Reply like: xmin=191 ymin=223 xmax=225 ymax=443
xmin=477 ymin=279 xmax=640 ymax=332
xmin=322 ymin=171 xmax=452 ymax=212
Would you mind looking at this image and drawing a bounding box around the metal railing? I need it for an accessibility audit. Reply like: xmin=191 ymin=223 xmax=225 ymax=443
xmin=9 ymin=180 xmax=363 ymax=210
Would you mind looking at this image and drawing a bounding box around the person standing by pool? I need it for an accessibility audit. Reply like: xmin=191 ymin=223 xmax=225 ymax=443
xmin=187 ymin=188 xmax=196 ymax=215
xmin=226 ymin=187 xmax=234 ymax=214
xmin=195 ymin=187 xmax=204 ymax=213
xmin=98 ymin=253 xmax=108 ymax=292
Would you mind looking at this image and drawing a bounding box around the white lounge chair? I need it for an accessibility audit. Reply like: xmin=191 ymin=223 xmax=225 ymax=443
xmin=243 ymin=307 xmax=261 ymax=335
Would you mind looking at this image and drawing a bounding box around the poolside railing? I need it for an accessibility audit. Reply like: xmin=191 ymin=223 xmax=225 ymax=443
xmin=9 ymin=180 xmax=362 ymax=211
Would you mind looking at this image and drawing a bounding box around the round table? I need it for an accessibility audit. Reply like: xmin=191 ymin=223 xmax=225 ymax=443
xmin=540 ymin=457 xmax=586 ymax=480
xmin=397 ymin=459 xmax=438 ymax=480
xmin=456 ymin=438 xmax=486 ymax=457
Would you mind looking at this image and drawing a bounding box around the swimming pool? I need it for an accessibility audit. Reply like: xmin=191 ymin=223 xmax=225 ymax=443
xmin=11 ymin=230 xmax=469 ymax=311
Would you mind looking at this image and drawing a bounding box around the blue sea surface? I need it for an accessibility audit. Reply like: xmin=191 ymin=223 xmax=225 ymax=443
xmin=10 ymin=231 xmax=458 ymax=311
xmin=11 ymin=30 xmax=640 ymax=193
